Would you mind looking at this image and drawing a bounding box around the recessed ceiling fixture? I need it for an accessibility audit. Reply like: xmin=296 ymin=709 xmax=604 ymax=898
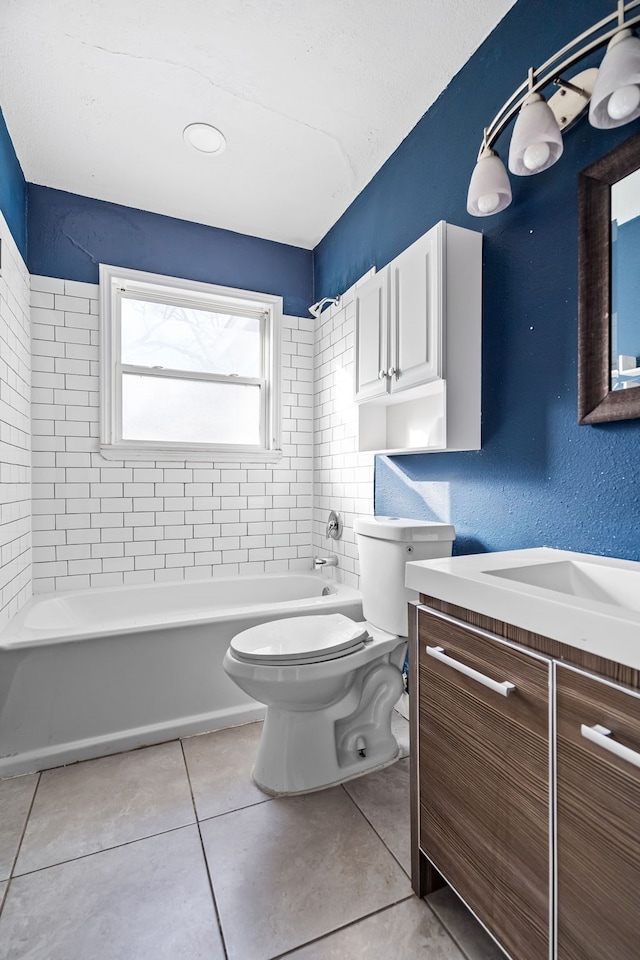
xmin=183 ymin=123 xmax=226 ymax=155
xmin=467 ymin=0 xmax=640 ymax=217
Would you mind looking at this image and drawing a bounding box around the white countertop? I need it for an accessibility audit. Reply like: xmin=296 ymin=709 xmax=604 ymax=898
xmin=405 ymin=547 xmax=640 ymax=672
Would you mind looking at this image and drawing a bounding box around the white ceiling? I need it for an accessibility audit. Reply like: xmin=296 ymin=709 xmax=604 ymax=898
xmin=1 ymin=0 xmax=515 ymax=249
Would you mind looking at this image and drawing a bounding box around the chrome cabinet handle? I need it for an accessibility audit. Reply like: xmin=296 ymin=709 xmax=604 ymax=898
xmin=378 ymin=369 xmax=387 ymax=380
xmin=387 ymin=366 xmax=397 ymax=378
xmin=426 ymin=645 xmax=516 ymax=697
xmin=580 ymin=723 xmax=640 ymax=769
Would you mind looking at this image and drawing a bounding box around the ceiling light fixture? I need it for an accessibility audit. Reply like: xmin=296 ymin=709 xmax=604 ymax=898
xmin=468 ymin=0 xmax=640 ymax=217
xmin=183 ymin=123 xmax=226 ymax=155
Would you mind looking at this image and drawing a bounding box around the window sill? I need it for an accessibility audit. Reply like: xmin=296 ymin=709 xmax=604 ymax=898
xmin=99 ymin=443 xmax=283 ymax=463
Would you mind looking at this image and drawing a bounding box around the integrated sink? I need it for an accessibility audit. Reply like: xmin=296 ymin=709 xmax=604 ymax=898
xmin=488 ymin=559 xmax=640 ymax=613
xmin=405 ymin=547 xmax=640 ymax=671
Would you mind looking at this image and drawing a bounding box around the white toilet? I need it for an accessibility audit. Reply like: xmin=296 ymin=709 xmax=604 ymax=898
xmin=223 ymin=516 xmax=455 ymax=795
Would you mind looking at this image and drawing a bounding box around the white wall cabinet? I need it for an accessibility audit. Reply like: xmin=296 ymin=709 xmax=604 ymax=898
xmin=354 ymin=220 xmax=482 ymax=455
xmin=354 ymin=269 xmax=390 ymax=402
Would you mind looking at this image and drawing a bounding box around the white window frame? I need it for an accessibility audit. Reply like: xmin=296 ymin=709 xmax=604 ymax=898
xmin=99 ymin=264 xmax=282 ymax=461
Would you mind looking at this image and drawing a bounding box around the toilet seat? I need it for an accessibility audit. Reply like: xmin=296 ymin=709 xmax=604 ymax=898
xmin=229 ymin=614 xmax=370 ymax=665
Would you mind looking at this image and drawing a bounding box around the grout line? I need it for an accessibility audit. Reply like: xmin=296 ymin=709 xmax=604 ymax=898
xmin=0 ymin=879 xmax=8 ymax=918
xmin=270 ymin=893 xmax=416 ymax=960
xmin=339 ymin=777 xmax=411 ymax=879
xmin=7 ymin=771 xmax=42 ymax=883
xmin=9 ymin=821 xmax=195 ymax=880
xmin=179 ymin=738 xmax=229 ymax=960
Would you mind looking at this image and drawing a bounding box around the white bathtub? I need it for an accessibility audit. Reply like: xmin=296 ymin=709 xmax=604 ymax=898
xmin=0 ymin=573 xmax=362 ymax=777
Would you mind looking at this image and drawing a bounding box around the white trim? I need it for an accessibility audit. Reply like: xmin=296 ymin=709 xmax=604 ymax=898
xmin=99 ymin=443 xmax=283 ymax=462
xmin=99 ymin=263 xmax=282 ymax=461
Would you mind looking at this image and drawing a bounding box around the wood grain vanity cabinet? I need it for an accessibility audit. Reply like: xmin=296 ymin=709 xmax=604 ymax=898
xmin=414 ymin=606 xmax=551 ymax=960
xmin=410 ymin=599 xmax=640 ymax=960
xmin=556 ymin=665 xmax=640 ymax=960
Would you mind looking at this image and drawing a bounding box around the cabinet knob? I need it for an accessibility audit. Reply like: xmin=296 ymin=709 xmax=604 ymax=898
xmin=378 ymin=369 xmax=387 ymax=380
xmin=387 ymin=366 xmax=397 ymax=379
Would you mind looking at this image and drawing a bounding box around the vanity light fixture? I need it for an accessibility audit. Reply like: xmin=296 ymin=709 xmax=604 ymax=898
xmin=466 ymin=142 xmax=512 ymax=216
xmin=590 ymin=28 xmax=640 ymax=126
xmin=183 ymin=122 xmax=226 ymax=154
xmin=468 ymin=0 xmax=640 ymax=217
xmin=508 ymin=71 xmax=564 ymax=176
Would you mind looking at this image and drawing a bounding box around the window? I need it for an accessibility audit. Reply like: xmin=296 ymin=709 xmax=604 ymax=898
xmin=100 ymin=265 xmax=282 ymax=460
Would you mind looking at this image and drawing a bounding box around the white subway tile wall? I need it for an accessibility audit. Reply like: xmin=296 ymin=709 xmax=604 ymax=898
xmin=30 ymin=276 xmax=314 ymax=592
xmin=0 ymin=213 xmax=32 ymax=629
xmin=312 ymin=289 xmax=374 ymax=589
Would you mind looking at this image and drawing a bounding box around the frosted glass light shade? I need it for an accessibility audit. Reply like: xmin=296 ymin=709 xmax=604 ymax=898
xmin=589 ymin=30 xmax=640 ymax=128
xmin=466 ymin=149 xmax=512 ymax=217
xmin=508 ymin=93 xmax=563 ymax=176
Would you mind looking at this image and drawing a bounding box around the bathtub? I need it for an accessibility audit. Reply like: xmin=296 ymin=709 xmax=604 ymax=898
xmin=0 ymin=573 xmax=362 ymax=777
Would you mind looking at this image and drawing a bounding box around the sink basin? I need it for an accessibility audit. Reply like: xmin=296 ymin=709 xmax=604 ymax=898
xmin=404 ymin=547 xmax=640 ymax=672
xmin=488 ymin=559 xmax=640 ymax=613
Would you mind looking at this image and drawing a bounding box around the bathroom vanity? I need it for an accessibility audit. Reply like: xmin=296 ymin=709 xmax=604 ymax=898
xmin=406 ymin=548 xmax=640 ymax=960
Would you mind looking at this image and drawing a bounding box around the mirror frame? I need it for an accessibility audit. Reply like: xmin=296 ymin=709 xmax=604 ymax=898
xmin=578 ymin=129 xmax=640 ymax=424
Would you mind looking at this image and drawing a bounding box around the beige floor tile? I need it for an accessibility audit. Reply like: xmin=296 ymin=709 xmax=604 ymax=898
xmin=0 ymin=775 xmax=38 ymax=881
xmin=182 ymin=722 xmax=267 ymax=819
xmin=0 ymin=880 xmax=7 ymax=911
xmin=391 ymin=711 xmax=410 ymax=756
xmin=343 ymin=757 xmax=411 ymax=874
xmin=14 ymin=741 xmax=194 ymax=875
xmin=428 ymin=887 xmax=505 ymax=960
xmin=201 ymin=786 xmax=411 ymax=960
xmin=0 ymin=826 xmax=224 ymax=960
xmin=283 ymin=895 xmax=466 ymax=959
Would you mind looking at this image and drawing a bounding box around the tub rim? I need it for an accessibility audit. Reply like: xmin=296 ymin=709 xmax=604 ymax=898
xmin=0 ymin=572 xmax=361 ymax=651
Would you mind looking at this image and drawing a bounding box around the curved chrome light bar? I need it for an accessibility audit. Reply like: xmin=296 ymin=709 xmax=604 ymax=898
xmin=479 ymin=0 xmax=640 ymax=158
xmin=469 ymin=1 xmax=640 ymax=216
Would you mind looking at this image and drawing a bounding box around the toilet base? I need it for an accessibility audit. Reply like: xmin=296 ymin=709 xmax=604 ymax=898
xmin=250 ymin=658 xmax=404 ymax=795
xmin=251 ymin=748 xmax=403 ymax=797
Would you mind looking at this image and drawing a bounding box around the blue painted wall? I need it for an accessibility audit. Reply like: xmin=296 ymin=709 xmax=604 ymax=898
xmin=27 ymin=185 xmax=313 ymax=317
xmin=314 ymin=0 xmax=640 ymax=561
xmin=0 ymin=108 xmax=27 ymax=259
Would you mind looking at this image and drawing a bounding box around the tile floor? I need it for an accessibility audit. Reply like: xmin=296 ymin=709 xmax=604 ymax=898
xmin=0 ymin=717 xmax=504 ymax=960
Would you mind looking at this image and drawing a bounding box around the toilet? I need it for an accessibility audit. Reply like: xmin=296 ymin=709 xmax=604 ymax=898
xmin=223 ymin=516 xmax=455 ymax=795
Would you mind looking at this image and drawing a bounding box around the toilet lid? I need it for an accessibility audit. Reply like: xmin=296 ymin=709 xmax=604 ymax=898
xmin=230 ymin=614 xmax=369 ymax=664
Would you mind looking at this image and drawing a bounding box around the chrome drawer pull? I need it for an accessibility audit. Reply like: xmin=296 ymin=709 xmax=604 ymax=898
xmin=426 ymin=645 xmax=516 ymax=697
xmin=580 ymin=723 xmax=640 ymax=769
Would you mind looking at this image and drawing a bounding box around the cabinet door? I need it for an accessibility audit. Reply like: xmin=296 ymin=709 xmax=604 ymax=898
xmin=354 ymin=270 xmax=389 ymax=401
xmin=389 ymin=223 xmax=443 ymax=393
xmin=418 ymin=607 xmax=550 ymax=960
xmin=556 ymin=665 xmax=640 ymax=960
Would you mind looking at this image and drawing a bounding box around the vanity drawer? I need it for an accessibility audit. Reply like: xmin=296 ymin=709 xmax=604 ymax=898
xmin=556 ymin=664 xmax=640 ymax=960
xmin=417 ymin=606 xmax=551 ymax=960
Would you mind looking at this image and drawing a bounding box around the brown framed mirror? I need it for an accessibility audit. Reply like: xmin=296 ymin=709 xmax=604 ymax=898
xmin=578 ymin=129 xmax=640 ymax=424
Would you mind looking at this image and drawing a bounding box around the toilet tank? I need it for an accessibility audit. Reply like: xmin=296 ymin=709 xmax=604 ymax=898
xmin=353 ymin=517 xmax=455 ymax=637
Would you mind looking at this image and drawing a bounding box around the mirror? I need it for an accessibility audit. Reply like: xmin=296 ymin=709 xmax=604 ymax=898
xmin=578 ymin=130 xmax=640 ymax=424
xmin=611 ymin=167 xmax=640 ymax=393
